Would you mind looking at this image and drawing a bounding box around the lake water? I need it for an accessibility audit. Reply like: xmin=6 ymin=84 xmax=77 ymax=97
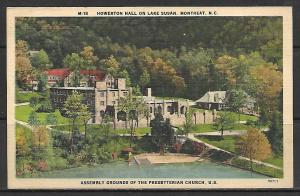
xmin=38 ymin=161 xmax=267 ymax=178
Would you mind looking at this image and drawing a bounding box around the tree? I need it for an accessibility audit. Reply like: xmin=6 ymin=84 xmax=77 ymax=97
xmin=16 ymin=126 xmax=30 ymax=157
xmin=80 ymin=46 xmax=99 ymax=68
xmin=31 ymin=49 xmax=52 ymax=70
xmin=117 ymin=92 xmax=148 ymax=147
xmin=118 ymin=69 xmax=132 ymax=87
xmin=267 ymin=111 xmax=283 ymax=155
xmin=36 ymin=72 xmax=48 ymax=92
xmin=63 ymin=91 xmax=87 ymax=150
xmin=28 ymin=111 xmax=40 ymax=126
xmin=79 ymin=105 xmax=92 ymax=141
xmin=214 ymin=111 xmax=235 ymax=138
xmin=101 ymin=55 xmax=120 ymax=77
xmin=214 ymin=55 xmax=239 ymax=89
xmin=29 ymin=95 xmax=40 ymax=108
xmin=227 ymin=89 xmax=247 ymax=122
xmin=150 ymin=58 xmax=185 ymax=97
xmin=236 ymin=128 xmax=272 ymax=171
xmin=46 ymin=113 xmax=57 ymax=125
xmin=80 ymin=46 xmax=99 ymax=85
xmin=150 ymin=113 xmax=175 ymax=155
xmin=101 ymin=114 xmax=113 ymax=139
xmin=249 ymin=63 xmax=282 ymax=121
xmin=63 ymin=53 xmax=84 ymax=86
xmin=139 ymin=69 xmax=150 ymax=92
xmin=16 ymin=40 xmax=32 ymax=88
xmin=183 ymin=107 xmax=196 ymax=136
xmin=32 ymin=126 xmax=49 ymax=149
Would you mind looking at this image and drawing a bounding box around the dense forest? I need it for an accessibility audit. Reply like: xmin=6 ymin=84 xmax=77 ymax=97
xmin=16 ymin=17 xmax=283 ymax=122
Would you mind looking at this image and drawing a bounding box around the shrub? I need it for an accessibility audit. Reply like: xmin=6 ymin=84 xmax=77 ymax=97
xmin=29 ymin=95 xmax=40 ymax=107
xmin=181 ymin=140 xmax=194 ymax=154
xmin=47 ymin=157 xmax=68 ymax=170
xmin=36 ymin=100 xmax=54 ymax=113
xmin=37 ymin=160 xmax=48 ymax=171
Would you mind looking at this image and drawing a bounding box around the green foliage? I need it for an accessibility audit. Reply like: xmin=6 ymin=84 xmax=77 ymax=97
xmin=36 ymin=100 xmax=54 ymax=113
xmin=150 ymin=113 xmax=175 ymax=155
xmin=139 ymin=69 xmax=150 ymax=90
xmin=183 ymin=108 xmax=196 ymax=136
xmin=197 ymin=135 xmax=239 ymax=153
xmin=29 ymin=95 xmax=40 ymax=108
xmin=46 ymin=113 xmax=57 ymax=125
xmin=267 ymin=111 xmax=283 ymax=155
xmin=36 ymin=72 xmax=48 ymax=92
xmin=16 ymin=105 xmax=69 ymax=125
xmin=227 ymin=89 xmax=248 ymax=115
xmin=16 ymin=91 xmax=39 ymax=103
xmin=181 ymin=140 xmax=194 ymax=154
xmin=231 ymin=157 xmax=283 ymax=178
xmin=117 ymin=92 xmax=148 ymax=146
xmin=28 ymin=111 xmax=40 ymax=126
xmin=214 ymin=111 xmax=235 ymax=138
xmin=63 ymin=53 xmax=84 ymax=86
xmin=31 ymin=49 xmax=52 ymax=70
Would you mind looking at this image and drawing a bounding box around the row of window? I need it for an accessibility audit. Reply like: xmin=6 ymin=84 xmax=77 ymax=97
xmin=48 ymin=76 xmax=60 ymax=80
xmin=99 ymin=91 xmax=128 ymax=97
xmin=100 ymin=101 xmax=117 ymax=106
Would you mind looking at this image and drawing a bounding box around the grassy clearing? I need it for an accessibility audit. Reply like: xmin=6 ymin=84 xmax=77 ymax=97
xmin=264 ymin=155 xmax=283 ymax=168
xmin=16 ymin=91 xmax=40 ymax=103
xmin=191 ymin=123 xmax=252 ymax=133
xmin=53 ymin=124 xmax=151 ymax=136
xmin=231 ymin=158 xmax=283 ymax=178
xmin=15 ymin=105 xmax=69 ymax=125
xmin=218 ymin=111 xmax=258 ymax=121
xmin=197 ymin=135 xmax=239 ymax=153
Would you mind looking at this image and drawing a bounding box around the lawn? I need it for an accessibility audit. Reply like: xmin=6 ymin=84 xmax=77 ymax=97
xmin=218 ymin=111 xmax=258 ymax=121
xmin=197 ymin=135 xmax=283 ymax=168
xmin=264 ymin=155 xmax=283 ymax=168
xmin=15 ymin=105 xmax=69 ymax=125
xmin=114 ymin=127 xmax=151 ymax=136
xmin=197 ymin=135 xmax=239 ymax=153
xmin=16 ymin=91 xmax=40 ymax=103
xmin=231 ymin=157 xmax=283 ymax=178
xmin=190 ymin=123 xmax=252 ymax=133
xmin=53 ymin=124 xmax=151 ymax=136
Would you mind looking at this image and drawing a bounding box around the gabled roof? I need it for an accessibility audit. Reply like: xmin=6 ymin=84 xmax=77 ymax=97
xmin=47 ymin=68 xmax=71 ymax=79
xmin=195 ymin=91 xmax=227 ymax=104
xmin=79 ymin=70 xmax=106 ymax=81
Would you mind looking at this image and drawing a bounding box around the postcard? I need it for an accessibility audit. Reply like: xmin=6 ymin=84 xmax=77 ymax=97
xmin=7 ymin=7 xmax=293 ymax=189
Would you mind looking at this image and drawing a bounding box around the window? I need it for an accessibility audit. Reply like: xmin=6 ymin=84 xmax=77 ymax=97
xmin=112 ymin=92 xmax=116 ymax=97
xmin=150 ymin=107 xmax=153 ymax=113
xmin=100 ymin=92 xmax=105 ymax=97
xmin=123 ymin=92 xmax=128 ymax=96
xmin=100 ymin=101 xmax=105 ymax=106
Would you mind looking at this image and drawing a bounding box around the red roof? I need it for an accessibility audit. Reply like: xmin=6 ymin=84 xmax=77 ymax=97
xmin=80 ymin=70 xmax=106 ymax=81
xmin=47 ymin=68 xmax=71 ymax=80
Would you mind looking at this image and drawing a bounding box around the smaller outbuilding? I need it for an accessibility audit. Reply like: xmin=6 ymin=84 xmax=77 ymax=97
xmin=195 ymin=91 xmax=228 ymax=110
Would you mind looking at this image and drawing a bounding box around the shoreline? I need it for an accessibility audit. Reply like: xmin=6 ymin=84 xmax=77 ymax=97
xmin=134 ymin=153 xmax=202 ymax=165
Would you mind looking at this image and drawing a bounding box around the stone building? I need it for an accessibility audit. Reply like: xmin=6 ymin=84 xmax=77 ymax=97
xmin=47 ymin=68 xmax=105 ymax=87
xmin=195 ymin=91 xmax=228 ymax=110
xmin=50 ymin=74 xmax=215 ymax=128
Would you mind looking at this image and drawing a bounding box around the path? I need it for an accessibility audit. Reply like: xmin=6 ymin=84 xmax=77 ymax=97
xmin=16 ymin=119 xmax=280 ymax=170
xmin=187 ymin=133 xmax=282 ymax=170
xmin=15 ymin=102 xmax=29 ymax=106
xmin=195 ymin=130 xmax=247 ymax=136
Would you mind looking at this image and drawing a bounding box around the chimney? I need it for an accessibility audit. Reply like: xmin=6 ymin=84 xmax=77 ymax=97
xmin=147 ymin=88 xmax=152 ymax=97
xmin=129 ymin=87 xmax=133 ymax=97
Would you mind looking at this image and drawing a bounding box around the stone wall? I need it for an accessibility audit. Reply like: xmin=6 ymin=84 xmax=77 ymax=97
xmin=112 ymin=110 xmax=217 ymax=129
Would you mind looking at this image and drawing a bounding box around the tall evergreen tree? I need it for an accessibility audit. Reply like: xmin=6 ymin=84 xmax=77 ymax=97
xmin=267 ymin=111 xmax=283 ymax=155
